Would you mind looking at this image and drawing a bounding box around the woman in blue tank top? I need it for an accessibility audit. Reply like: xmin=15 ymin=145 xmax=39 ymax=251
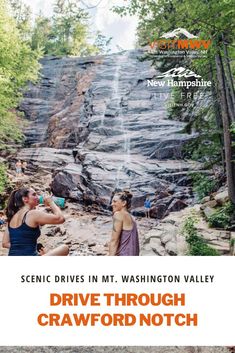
xmin=2 ymin=187 xmax=69 ymax=256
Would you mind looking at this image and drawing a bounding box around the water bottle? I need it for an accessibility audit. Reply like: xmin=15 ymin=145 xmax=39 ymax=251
xmin=39 ymin=195 xmax=65 ymax=208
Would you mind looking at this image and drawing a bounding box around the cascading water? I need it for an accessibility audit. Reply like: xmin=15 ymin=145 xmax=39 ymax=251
xmin=19 ymin=49 xmax=200 ymax=212
xmin=106 ymin=51 xmax=132 ymax=190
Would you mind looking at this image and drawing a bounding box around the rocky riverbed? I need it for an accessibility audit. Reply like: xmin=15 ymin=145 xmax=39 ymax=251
xmin=0 ymin=170 xmax=232 ymax=256
xmin=1 ymin=49 xmax=232 ymax=257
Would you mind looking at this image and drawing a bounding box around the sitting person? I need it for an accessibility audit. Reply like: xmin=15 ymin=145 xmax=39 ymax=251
xmin=0 ymin=211 xmax=5 ymax=226
xmin=109 ymin=190 xmax=139 ymax=256
xmin=2 ymin=187 xmax=69 ymax=256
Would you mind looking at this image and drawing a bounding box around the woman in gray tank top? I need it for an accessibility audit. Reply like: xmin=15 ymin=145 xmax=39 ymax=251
xmin=109 ymin=190 xmax=139 ymax=256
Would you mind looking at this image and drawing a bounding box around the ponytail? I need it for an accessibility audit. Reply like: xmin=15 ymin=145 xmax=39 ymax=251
xmin=6 ymin=188 xmax=29 ymax=222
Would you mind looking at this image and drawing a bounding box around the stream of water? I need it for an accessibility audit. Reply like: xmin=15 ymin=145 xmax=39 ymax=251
xmin=106 ymin=52 xmax=132 ymax=190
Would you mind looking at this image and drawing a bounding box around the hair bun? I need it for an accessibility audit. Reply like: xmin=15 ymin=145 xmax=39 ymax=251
xmin=115 ymin=190 xmax=133 ymax=210
xmin=123 ymin=190 xmax=133 ymax=200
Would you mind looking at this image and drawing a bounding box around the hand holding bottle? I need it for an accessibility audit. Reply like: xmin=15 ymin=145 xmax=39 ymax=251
xmin=43 ymin=196 xmax=54 ymax=207
xmin=39 ymin=195 xmax=65 ymax=208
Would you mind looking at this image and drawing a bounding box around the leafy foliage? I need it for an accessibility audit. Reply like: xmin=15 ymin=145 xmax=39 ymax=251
xmin=113 ymin=0 xmax=235 ymax=204
xmin=207 ymin=202 xmax=235 ymax=229
xmin=182 ymin=215 xmax=219 ymax=256
xmin=230 ymin=238 xmax=235 ymax=248
xmin=231 ymin=122 xmax=235 ymax=149
xmin=231 ymin=123 xmax=235 ymax=135
xmin=94 ymin=31 xmax=112 ymax=55
xmin=190 ymin=173 xmax=218 ymax=201
xmin=0 ymin=0 xmax=41 ymax=149
xmin=1 ymin=0 xmax=112 ymax=150
xmin=183 ymin=136 xmax=221 ymax=165
xmin=0 ymin=163 xmax=8 ymax=194
xmin=8 ymin=0 xmax=32 ymax=41
xmin=31 ymin=0 xmax=112 ymax=56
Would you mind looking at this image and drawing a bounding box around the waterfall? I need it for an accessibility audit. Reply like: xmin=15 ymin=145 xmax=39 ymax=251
xmin=19 ymin=49 xmax=200 ymax=215
xmin=108 ymin=52 xmax=131 ymax=190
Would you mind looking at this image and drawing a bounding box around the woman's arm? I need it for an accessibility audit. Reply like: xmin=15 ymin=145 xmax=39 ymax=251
xmin=109 ymin=212 xmax=123 ymax=256
xmin=2 ymin=226 xmax=11 ymax=249
xmin=32 ymin=198 xmax=65 ymax=226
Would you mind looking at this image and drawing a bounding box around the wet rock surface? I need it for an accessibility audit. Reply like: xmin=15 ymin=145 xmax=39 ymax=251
xmin=18 ymin=50 xmax=203 ymax=216
xmin=21 ymin=56 xmax=98 ymax=148
xmin=0 ymin=51 xmax=232 ymax=256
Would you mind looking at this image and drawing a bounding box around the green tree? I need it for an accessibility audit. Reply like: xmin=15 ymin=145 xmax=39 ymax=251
xmin=31 ymin=0 xmax=101 ymax=56
xmin=0 ymin=0 xmax=41 ymax=149
xmin=31 ymin=13 xmax=52 ymax=52
xmin=94 ymin=31 xmax=112 ymax=54
xmin=49 ymin=0 xmax=96 ymax=56
xmin=114 ymin=0 xmax=235 ymax=204
xmin=9 ymin=0 xmax=32 ymax=41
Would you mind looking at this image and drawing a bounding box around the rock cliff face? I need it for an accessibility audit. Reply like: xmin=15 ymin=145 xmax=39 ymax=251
xmin=18 ymin=50 xmax=201 ymax=214
xmin=20 ymin=56 xmax=98 ymax=148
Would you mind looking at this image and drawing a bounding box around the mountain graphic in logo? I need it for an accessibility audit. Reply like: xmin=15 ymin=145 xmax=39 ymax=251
xmin=157 ymin=67 xmax=202 ymax=78
xmin=161 ymin=28 xmax=198 ymax=39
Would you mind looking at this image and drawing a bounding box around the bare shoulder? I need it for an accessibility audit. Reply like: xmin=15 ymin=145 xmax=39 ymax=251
xmin=113 ymin=211 xmax=123 ymax=221
xmin=28 ymin=209 xmax=43 ymax=217
xmin=124 ymin=212 xmax=133 ymax=221
xmin=27 ymin=209 xmax=46 ymax=222
xmin=123 ymin=211 xmax=134 ymax=227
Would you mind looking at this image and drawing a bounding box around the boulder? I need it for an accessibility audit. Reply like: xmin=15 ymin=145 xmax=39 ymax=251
xmin=144 ymin=228 xmax=162 ymax=240
xmin=165 ymin=240 xmax=178 ymax=256
xmin=201 ymin=196 xmax=210 ymax=203
xmin=149 ymin=238 xmax=167 ymax=256
xmin=168 ymin=199 xmax=187 ymax=212
xmin=200 ymin=200 xmax=217 ymax=210
xmin=156 ymin=190 xmax=171 ymax=200
xmin=214 ymin=190 xmax=229 ymax=205
xmin=203 ymin=206 xmax=217 ymax=219
xmin=207 ymin=240 xmax=230 ymax=255
xmin=150 ymin=204 xmax=168 ymax=219
xmin=155 ymin=196 xmax=174 ymax=208
xmin=132 ymin=208 xmax=146 ymax=217
xmin=51 ymin=171 xmax=78 ymax=198
xmin=161 ymin=232 xmax=174 ymax=245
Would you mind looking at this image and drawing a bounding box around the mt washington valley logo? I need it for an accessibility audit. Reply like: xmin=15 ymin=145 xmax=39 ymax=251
xmin=148 ymin=28 xmax=212 ymax=57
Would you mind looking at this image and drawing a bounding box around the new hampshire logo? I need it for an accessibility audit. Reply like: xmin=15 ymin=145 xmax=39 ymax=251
xmin=156 ymin=67 xmax=201 ymax=78
xmin=147 ymin=67 xmax=211 ymax=90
